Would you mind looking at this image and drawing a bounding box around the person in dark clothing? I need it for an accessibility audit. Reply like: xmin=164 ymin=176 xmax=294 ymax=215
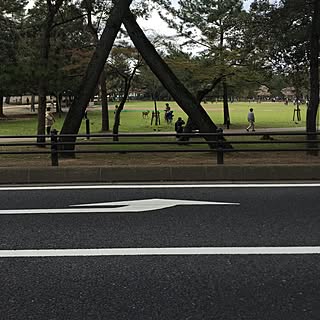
xmin=167 ymin=110 xmax=174 ymax=123
xmin=164 ymin=103 xmax=171 ymax=122
xmin=246 ymin=108 xmax=255 ymax=132
xmin=175 ymin=117 xmax=185 ymax=139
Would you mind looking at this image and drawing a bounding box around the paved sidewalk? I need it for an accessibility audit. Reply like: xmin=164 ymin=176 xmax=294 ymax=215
xmin=0 ymin=164 xmax=320 ymax=184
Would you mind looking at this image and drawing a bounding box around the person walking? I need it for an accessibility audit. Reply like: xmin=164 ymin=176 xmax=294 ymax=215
xmin=246 ymin=108 xmax=255 ymax=132
xmin=45 ymin=107 xmax=55 ymax=135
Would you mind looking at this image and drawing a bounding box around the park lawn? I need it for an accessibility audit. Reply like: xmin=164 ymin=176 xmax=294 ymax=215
xmin=0 ymin=100 xmax=306 ymax=135
xmin=0 ymin=116 xmax=40 ymax=135
xmin=106 ymin=100 xmax=306 ymax=130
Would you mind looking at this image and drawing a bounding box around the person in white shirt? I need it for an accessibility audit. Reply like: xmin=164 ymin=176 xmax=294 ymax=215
xmin=45 ymin=107 xmax=55 ymax=134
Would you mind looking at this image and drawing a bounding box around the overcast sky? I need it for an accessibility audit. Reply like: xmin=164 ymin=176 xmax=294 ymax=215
xmin=26 ymin=0 xmax=255 ymax=35
xmin=139 ymin=0 xmax=254 ymax=36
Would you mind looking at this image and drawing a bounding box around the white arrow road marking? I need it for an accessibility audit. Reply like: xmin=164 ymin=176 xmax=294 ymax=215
xmin=72 ymin=198 xmax=239 ymax=211
xmin=0 ymin=198 xmax=239 ymax=215
xmin=0 ymin=247 xmax=319 ymax=257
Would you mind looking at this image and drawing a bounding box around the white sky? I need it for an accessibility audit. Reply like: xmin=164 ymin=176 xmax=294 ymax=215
xmin=138 ymin=0 xmax=254 ymax=36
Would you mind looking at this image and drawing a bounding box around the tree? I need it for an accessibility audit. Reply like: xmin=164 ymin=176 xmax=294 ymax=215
xmin=82 ymin=0 xmax=110 ymax=131
xmin=307 ymin=0 xmax=319 ymax=154
xmin=163 ymin=47 xmax=233 ymax=136
xmin=31 ymin=0 xmax=65 ymax=144
xmin=108 ymin=45 xmax=143 ymax=140
xmin=0 ymin=16 xmax=16 ymax=117
xmin=59 ymin=0 xmax=133 ymax=154
xmin=249 ymin=0 xmax=319 ymax=145
xmin=59 ymin=1 xmax=221 ymax=155
xmin=47 ymin=3 xmax=89 ymax=115
xmin=162 ymin=0 xmax=246 ymax=125
xmin=123 ymin=11 xmax=219 ymax=143
xmin=24 ymin=0 xmax=88 ymax=141
xmin=0 ymin=0 xmax=27 ymax=117
xmin=138 ymin=63 xmax=166 ymax=126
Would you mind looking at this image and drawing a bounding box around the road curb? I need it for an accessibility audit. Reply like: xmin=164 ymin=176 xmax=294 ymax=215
xmin=1 ymin=165 xmax=320 ymax=184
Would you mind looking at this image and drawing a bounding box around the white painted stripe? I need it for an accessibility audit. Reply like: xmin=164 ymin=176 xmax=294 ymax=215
xmin=0 ymin=247 xmax=319 ymax=257
xmin=0 ymin=208 xmax=138 ymax=215
xmin=0 ymin=183 xmax=320 ymax=191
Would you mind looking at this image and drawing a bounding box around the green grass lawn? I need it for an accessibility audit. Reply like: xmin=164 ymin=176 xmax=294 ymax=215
xmin=0 ymin=101 xmax=317 ymax=168
xmin=0 ymin=100 xmax=307 ymax=136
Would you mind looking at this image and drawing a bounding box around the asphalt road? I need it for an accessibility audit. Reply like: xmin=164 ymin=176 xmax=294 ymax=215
xmin=0 ymin=183 xmax=320 ymax=319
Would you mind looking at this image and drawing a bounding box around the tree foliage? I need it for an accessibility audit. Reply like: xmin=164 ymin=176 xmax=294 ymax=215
xmin=249 ymin=0 xmax=319 ymax=145
xmin=0 ymin=0 xmax=318 ymax=145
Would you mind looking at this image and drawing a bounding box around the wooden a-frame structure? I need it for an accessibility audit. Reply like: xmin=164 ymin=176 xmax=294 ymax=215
xmin=59 ymin=0 xmax=218 ymax=151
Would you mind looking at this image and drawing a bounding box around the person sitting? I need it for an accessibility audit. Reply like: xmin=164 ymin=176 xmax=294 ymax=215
xmin=175 ymin=117 xmax=185 ymax=139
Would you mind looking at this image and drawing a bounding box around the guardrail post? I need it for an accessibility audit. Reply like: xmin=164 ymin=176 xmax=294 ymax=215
xmin=51 ymin=129 xmax=59 ymax=166
xmin=217 ymin=128 xmax=224 ymax=165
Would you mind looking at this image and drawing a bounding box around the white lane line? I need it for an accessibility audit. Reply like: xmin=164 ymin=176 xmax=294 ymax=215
xmin=0 ymin=183 xmax=320 ymax=191
xmin=1 ymin=247 xmax=320 ymax=257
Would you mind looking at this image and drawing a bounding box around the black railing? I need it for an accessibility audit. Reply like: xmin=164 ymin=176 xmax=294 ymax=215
xmin=0 ymin=129 xmax=319 ymax=166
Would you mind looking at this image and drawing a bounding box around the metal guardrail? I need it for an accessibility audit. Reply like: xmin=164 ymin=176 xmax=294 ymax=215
xmin=0 ymin=129 xmax=319 ymax=166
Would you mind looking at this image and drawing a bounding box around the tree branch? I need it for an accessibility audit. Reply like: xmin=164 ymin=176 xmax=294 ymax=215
xmin=196 ymin=72 xmax=234 ymax=102
xmin=51 ymin=14 xmax=86 ymax=29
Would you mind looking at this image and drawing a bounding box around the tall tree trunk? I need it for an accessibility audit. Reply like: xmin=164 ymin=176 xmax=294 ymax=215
xmin=31 ymin=93 xmax=36 ymax=112
xmin=100 ymin=71 xmax=109 ymax=131
xmin=180 ymin=118 xmax=194 ymax=141
xmin=0 ymin=96 xmax=4 ymax=117
xmin=223 ymin=80 xmax=230 ymax=126
xmin=37 ymin=94 xmax=46 ymax=144
xmin=154 ymin=100 xmax=159 ymax=125
xmin=113 ymin=65 xmax=138 ymax=140
xmin=113 ymin=109 xmax=120 ymax=140
xmin=57 ymin=93 xmax=63 ymax=115
xmin=113 ymin=80 xmax=129 ymax=141
xmin=85 ymin=3 xmax=110 ymax=132
xmin=123 ymin=12 xmax=218 ymax=143
xmin=60 ymin=0 xmax=132 ymax=154
xmin=306 ymin=0 xmax=319 ymax=155
xmin=37 ymin=0 xmax=64 ymax=146
xmin=112 ymin=101 xmax=123 ymax=142
xmin=37 ymin=24 xmax=51 ymax=146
